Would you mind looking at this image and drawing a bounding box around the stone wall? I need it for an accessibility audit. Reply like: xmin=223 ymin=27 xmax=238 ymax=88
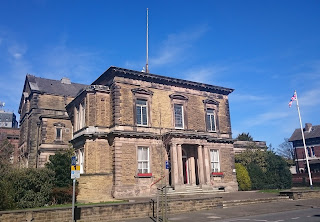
xmin=77 ymin=139 xmax=114 ymax=202
xmin=0 ymin=196 xmax=222 ymax=222
xmin=84 ymin=139 xmax=113 ymax=174
xmin=41 ymin=118 xmax=72 ymax=144
xmin=77 ymin=174 xmax=114 ymax=203
xmin=210 ymin=142 xmax=237 ymax=191
xmin=38 ymin=94 xmax=71 ymax=111
xmin=117 ymin=81 xmax=232 ymax=135
xmin=112 ymin=137 xmax=168 ymax=199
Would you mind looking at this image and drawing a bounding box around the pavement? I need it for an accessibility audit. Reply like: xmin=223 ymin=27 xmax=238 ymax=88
xmin=123 ymin=191 xmax=293 ymax=222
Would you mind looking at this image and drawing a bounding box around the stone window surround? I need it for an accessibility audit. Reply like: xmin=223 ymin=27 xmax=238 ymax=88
xmin=135 ymin=144 xmax=153 ymax=178
xmin=75 ymin=100 xmax=86 ymax=132
xmin=53 ymin=122 xmax=65 ymax=141
xmin=132 ymin=88 xmax=153 ymax=127
xmin=136 ymin=99 xmax=148 ymax=126
xmin=55 ymin=127 xmax=62 ymax=141
xmin=203 ymin=99 xmax=219 ymax=133
xmin=210 ymin=149 xmax=221 ymax=173
xmin=170 ymin=94 xmax=188 ymax=130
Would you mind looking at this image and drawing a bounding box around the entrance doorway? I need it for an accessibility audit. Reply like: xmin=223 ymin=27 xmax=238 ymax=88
xmin=182 ymin=149 xmax=189 ymax=184
xmin=182 ymin=145 xmax=199 ymax=185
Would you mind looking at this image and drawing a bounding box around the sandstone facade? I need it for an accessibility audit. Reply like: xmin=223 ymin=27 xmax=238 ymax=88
xmin=67 ymin=67 xmax=238 ymax=202
xmin=18 ymin=75 xmax=86 ymax=168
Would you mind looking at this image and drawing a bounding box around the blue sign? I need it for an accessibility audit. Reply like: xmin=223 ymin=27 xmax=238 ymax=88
xmin=165 ymin=160 xmax=170 ymax=169
xmin=71 ymin=156 xmax=77 ymax=166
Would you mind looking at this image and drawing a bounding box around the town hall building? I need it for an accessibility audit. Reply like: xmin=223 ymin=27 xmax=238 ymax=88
xmin=66 ymin=66 xmax=238 ymax=202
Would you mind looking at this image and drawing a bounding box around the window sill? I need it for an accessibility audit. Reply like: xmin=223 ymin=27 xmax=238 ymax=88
xmin=211 ymin=172 xmax=224 ymax=177
xmin=136 ymin=173 xmax=153 ymax=178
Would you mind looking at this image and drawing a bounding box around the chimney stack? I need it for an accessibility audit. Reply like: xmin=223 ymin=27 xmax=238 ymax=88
xmin=61 ymin=77 xmax=71 ymax=84
xmin=305 ymin=123 xmax=312 ymax=132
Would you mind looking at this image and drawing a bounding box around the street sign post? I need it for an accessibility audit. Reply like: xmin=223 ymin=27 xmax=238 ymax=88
xmin=71 ymin=165 xmax=80 ymax=179
xmin=71 ymin=156 xmax=80 ymax=222
xmin=71 ymin=156 xmax=77 ymax=166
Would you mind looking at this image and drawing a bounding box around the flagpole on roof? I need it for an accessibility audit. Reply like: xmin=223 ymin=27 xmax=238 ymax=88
xmin=146 ymin=8 xmax=149 ymax=73
xmin=295 ymin=90 xmax=313 ymax=189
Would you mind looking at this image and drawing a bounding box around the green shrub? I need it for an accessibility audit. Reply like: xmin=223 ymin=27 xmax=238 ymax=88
xmin=247 ymin=163 xmax=266 ymax=190
xmin=46 ymin=150 xmax=73 ymax=188
xmin=7 ymin=168 xmax=55 ymax=209
xmin=235 ymin=163 xmax=251 ymax=191
xmin=0 ymin=179 xmax=15 ymax=210
xmin=265 ymin=152 xmax=292 ymax=189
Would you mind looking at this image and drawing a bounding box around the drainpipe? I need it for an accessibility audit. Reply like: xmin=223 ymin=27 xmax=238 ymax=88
xmin=36 ymin=121 xmax=40 ymax=168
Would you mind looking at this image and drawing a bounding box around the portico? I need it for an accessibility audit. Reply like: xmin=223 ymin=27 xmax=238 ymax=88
xmin=168 ymin=140 xmax=214 ymax=190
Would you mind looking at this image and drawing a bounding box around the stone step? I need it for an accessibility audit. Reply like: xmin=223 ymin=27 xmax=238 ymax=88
xmin=160 ymin=186 xmax=225 ymax=197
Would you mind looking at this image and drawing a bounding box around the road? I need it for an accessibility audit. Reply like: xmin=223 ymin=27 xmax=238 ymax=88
xmin=126 ymin=198 xmax=320 ymax=222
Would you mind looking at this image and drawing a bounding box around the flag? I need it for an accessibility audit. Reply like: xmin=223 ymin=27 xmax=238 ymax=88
xmin=289 ymin=91 xmax=297 ymax=108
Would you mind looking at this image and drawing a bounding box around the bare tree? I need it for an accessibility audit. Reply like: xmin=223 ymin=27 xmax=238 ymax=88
xmin=277 ymin=138 xmax=295 ymax=160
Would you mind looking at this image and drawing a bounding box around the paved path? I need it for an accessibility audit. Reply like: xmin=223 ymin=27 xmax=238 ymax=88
xmin=125 ymin=195 xmax=320 ymax=222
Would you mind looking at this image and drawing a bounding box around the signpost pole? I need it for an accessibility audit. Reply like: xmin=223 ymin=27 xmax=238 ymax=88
xmin=72 ymin=178 xmax=76 ymax=221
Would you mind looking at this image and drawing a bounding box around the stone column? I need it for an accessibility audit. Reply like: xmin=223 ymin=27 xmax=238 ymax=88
xmin=170 ymin=143 xmax=179 ymax=188
xmin=197 ymin=145 xmax=205 ymax=185
xmin=177 ymin=144 xmax=183 ymax=184
xmin=190 ymin=155 xmax=196 ymax=185
xmin=203 ymin=146 xmax=211 ymax=184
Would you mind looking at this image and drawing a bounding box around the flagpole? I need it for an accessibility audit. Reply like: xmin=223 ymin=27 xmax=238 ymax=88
xmin=295 ymin=90 xmax=313 ymax=189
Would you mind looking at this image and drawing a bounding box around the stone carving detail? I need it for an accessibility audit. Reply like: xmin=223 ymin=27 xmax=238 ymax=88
xmin=131 ymin=88 xmax=154 ymax=96
xmin=203 ymin=98 xmax=219 ymax=106
xmin=53 ymin=122 xmax=66 ymax=127
xmin=169 ymin=93 xmax=188 ymax=100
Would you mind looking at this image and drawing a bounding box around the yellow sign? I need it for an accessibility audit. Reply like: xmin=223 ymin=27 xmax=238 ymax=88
xmin=71 ymin=165 xmax=80 ymax=171
xmin=71 ymin=165 xmax=80 ymax=179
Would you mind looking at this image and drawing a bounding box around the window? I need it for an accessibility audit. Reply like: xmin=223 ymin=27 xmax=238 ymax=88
xmin=136 ymin=99 xmax=148 ymax=126
xmin=138 ymin=147 xmax=150 ymax=173
xmin=311 ymin=147 xmax=315 ymax=157
xmin=206 ymin=109 xmax=216 ymax=132
xmin=203 ymin=98 xmax=219 ymax=132
xmin=76 ymin=102 xmax=85 ymax=131
xmin=56 ymin=128 xmax=62 ymax=140
xmin=210 ymin=149 xmax=220 ymax=172
xmin=77 ymin=148 xmax=84 ymax=174
xmin=307 ymin=147 xmax=312 ymax=157
xmin=174 ymin=104 xmax=184 ymax=129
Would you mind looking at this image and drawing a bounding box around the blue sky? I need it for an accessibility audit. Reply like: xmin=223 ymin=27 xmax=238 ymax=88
xmin=0 ymin=0 xmax=319 ymax=149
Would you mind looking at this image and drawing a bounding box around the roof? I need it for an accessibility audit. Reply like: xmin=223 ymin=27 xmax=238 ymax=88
xmin=289 ymin=124 xmax=320 ymax=142
xmin=26 ymin=75 xmax=87 ymax=97
xmin=92 ymin=66 xmax=234 ymax=95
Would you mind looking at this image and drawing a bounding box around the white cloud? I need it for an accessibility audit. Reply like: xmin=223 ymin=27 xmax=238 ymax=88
xmin=150 ymin=25 xmax=208 ymax=66
xmin=0 ymin=33 xmax=104 ymax=114
xmin=229 ymin=93 xmax=266 ymax=103
xmin=298 ymin=89 xmax=320 ymax=107
xmin=7 ymin=43 xmax=27 ymax=59
xmin=183 ymin=66 xmax=227 ymax=84
xmin=33 ymin=39 xmax=103 ymax=84
xmin=243 ymin=111 xmax=289 ymax=128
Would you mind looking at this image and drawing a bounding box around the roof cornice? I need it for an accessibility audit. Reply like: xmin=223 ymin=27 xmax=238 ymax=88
xmin=92 ymin=66 xmax=234 ymax=95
